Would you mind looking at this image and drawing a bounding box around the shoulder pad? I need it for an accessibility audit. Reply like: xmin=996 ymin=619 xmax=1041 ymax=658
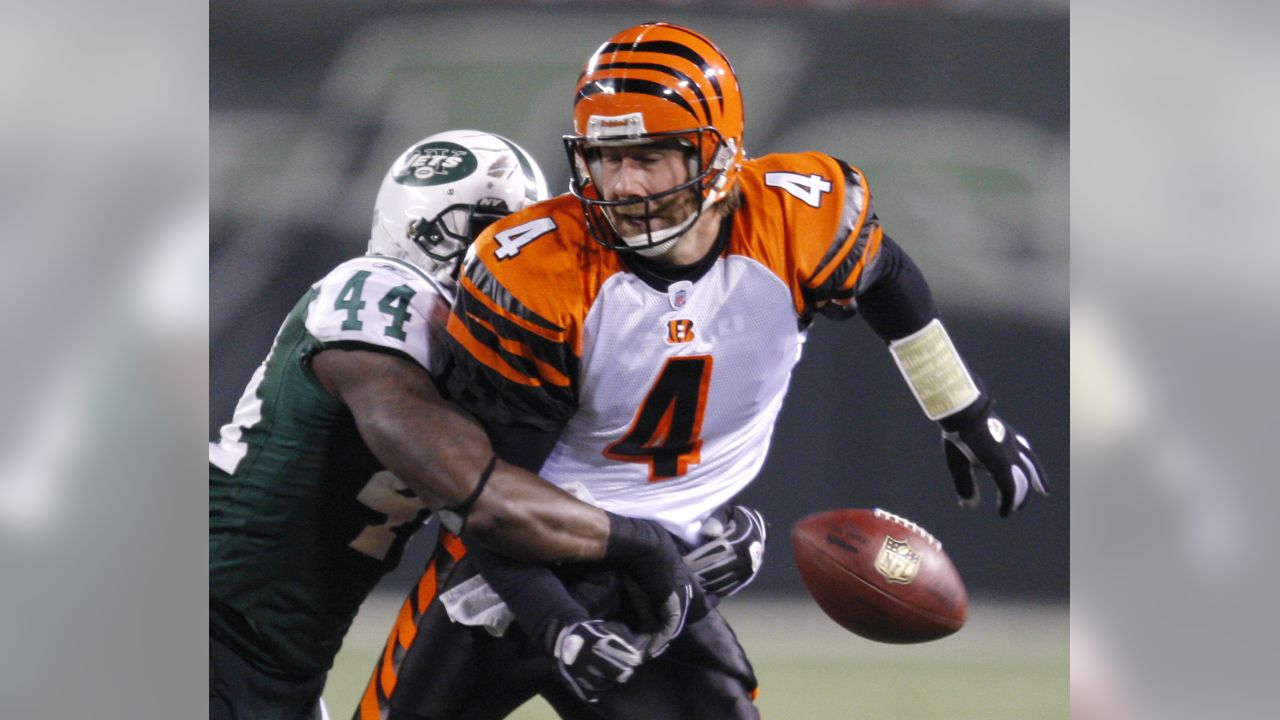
xmin=305 ymin=256 xmax=451 ymax=369
xmin=462 ymin=195 xmax=622 ymax=340
xmin=735 ymin=153 xmax=882 ymax=316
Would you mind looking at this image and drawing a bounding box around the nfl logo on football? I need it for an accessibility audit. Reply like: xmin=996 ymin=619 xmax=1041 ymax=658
xmin=874 ymin=537 xmax=922 ymax=584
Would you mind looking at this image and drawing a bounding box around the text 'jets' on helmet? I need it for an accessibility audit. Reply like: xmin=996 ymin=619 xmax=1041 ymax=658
xmin=564 ymin=22 xmax=745 ymax=256
xmin=369 ymin=129 xmax=549 ymax=283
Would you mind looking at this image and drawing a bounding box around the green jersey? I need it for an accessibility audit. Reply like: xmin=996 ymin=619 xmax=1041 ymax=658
xmin=210 ymin=255 xmax=448 ymax=677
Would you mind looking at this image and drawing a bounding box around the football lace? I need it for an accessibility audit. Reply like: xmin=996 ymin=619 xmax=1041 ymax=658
xmin=872 ymin=508 xmax=942 ymax=551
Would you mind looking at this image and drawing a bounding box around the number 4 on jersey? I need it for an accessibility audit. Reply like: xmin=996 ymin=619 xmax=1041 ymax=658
xmin=765 ymin=171 xmax=832 ymax=208
xmin=604 ymin=356 xmax=713 ymax=481
xmin=494 ymin=217 xmax=556 ymax=259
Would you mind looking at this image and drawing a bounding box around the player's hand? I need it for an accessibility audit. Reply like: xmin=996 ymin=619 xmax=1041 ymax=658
xmin=683 ymin=504 xmax=767 ymax=597
xmin=552 ymin=619 xmax=649 ymax=703
xmin=604 ymin=513 xmax=708 ymax=658
xmin=940 ymin=398 xmax=1048 ymax=516
xmin=638 ymin=559 xmax=704 ymax=660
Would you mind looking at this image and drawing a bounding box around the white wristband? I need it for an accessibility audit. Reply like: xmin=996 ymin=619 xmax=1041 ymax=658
xmin=888 ymin=319 xmax=980 ymax=420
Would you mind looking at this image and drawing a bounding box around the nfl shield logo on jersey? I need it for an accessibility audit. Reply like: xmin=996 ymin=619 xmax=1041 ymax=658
xmin=668 ymin=280 xmax=693 ymax=309
xmin=874 ymin=537 xmax=922 ymax=584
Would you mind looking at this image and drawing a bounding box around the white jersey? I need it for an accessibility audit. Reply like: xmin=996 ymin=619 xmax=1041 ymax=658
xmin=541 ymin=258 xmax=807 ymax=543
xmin=303 ymin=254 xmax=452 ymax=371
xmin=210 ymin=254 xmax=451 ymax=475
xmin=444 ymin=152 xmax=884 ymax=544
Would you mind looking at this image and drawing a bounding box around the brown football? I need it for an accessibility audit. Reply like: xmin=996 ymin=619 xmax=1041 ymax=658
xmin=791 ymin=508 xmax=968 ymax=643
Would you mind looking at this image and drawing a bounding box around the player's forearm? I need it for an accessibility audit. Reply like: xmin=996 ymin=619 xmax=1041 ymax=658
xmin=360 ymin=398 xmax=609 ymax=563
xmin=317 ymin=349 xmax=612 ymax=563
xmin=464 ymin=465 xmax=609 ymax=562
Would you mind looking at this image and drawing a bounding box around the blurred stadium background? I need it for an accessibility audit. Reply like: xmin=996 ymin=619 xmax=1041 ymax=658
xmin=211 ymin=2 xmax=1067 ymax=717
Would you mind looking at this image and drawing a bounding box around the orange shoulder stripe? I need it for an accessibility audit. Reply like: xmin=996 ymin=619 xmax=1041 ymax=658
xmin=446 ymin=313 xmax=544 ymax=388
xmin=458 ymin=272 xmax=567 ymax=344
xmin=464 ymin=195 xmax=625 ymax=359
xmin=730 ymin=153 xmax=853 ymax=316
xmin=464 ymin=311 xmax=572 ymax=388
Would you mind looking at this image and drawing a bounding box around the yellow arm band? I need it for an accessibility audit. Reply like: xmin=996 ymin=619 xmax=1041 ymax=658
xmin=888 ymin=319 xmax=981 ymax=421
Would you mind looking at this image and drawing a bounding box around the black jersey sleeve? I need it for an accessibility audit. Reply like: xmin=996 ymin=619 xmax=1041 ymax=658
xmin=853 ymin=234 xmax=941 ymax=342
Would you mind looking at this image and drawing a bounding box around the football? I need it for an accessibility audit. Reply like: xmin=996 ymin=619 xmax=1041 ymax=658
xmin=790 ymin=508 xmax=968 ymax=643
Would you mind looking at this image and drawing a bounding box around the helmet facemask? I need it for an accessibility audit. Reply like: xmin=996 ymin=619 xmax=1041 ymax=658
xmin=565 ymin=127 xmax=733 ymax=256
xmin=406 ymin=200 xmax=511 ymax=280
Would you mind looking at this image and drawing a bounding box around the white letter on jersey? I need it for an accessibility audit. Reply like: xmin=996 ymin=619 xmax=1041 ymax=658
xmin=764 ymin=172 xmax=832 ymax=208
xmin=494 ymin=217 xmax=557 ymax=260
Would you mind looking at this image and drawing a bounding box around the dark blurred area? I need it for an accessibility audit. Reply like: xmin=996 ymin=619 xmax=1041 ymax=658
xmin=210 ymin=2 xmax=1067 ymax=601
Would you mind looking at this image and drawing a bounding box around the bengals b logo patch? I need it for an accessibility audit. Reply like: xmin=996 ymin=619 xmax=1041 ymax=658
xmin=666 ymin=319 xmax=695 ymax=344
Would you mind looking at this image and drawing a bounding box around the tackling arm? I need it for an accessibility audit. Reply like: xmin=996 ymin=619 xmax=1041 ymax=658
xmin=316 ymin=348 xmax=699 ymax=684
xmin=310 ymin=347 xmax=609 ymax=562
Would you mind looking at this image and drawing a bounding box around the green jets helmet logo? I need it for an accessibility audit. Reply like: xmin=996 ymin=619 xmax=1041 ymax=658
xmin=394 ymin=141 xmax=477 ymax=186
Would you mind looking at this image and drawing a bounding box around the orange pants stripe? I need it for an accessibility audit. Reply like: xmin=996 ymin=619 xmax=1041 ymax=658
xmin=355 ymin=534 xmax=467 ymax=720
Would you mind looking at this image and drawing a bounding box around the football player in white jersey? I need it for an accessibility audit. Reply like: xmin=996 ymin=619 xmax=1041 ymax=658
xmin=210 ymin=130 xmax=714 ymax=720
xmin=371 ymin=22 xmax=1047 ymax=720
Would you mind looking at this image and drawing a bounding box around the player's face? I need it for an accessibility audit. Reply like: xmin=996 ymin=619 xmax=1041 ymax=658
xmin=593 ymin=145 xmax=697 ymax=236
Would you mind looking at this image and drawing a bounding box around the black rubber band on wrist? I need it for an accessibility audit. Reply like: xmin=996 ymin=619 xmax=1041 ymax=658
xmin=438 ymin=455 xmax=499 ymax=535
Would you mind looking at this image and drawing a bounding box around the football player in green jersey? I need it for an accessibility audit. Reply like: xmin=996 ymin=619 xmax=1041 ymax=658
xmin=210 ymin=131 xmax=696 ymax=720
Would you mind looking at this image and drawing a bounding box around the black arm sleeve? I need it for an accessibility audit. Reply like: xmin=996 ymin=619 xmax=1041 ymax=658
xmin=854 ymin=235 xmax=941 ymax=343
xmin=485 ymin=420 xmax=563 ymax=473
xmin=465 ymin=543 xmax=587 ymax=652
xmin=859 ymin=235 xmax=991 ymax=423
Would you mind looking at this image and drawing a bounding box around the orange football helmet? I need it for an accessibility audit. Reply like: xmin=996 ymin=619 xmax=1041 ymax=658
xmin=563 ymin=22 xmax=745 ymax=254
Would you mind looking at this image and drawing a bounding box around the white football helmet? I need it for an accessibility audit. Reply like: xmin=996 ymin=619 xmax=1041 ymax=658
xmin=369 ymin=130 xmax=549 ymax=283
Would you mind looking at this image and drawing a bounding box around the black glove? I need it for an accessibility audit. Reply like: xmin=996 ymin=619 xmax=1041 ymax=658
xmin=940 ymin=397 xmax=1048 ymax=516
xmin=683 ymin=504 xmax=767 ymax=597
xmin=552 ymin=619 xmax=649 ymax=703
xmin=604 ymin=513 xmax=707 ymax=658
